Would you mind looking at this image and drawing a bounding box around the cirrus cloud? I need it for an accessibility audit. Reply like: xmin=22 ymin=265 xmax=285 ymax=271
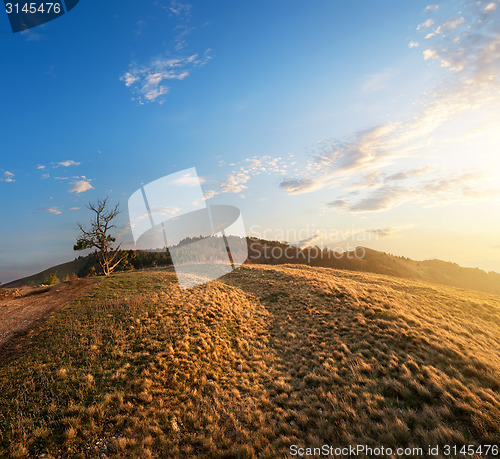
xmin=276 ymin=0 xmax=500 ymax=210
xmin=121 ymin=51 xmax=212 ymax=104
xmin=328 ymin=172 xmax=499 ymax=213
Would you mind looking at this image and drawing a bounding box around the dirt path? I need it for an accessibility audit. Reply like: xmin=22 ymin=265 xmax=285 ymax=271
xmin=0 ymin=279 xmax=96 ymax=361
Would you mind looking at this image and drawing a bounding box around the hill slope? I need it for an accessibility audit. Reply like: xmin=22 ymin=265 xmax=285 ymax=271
xmin=0 ymin=265 xmax=498 ymax=457
xmin=2 ymin=256 xmax=92 ymax=288
xmin=248 ymin=241 xmax=500 ymax=296
xmin=351 ymin=247 xmax=500 ymax=295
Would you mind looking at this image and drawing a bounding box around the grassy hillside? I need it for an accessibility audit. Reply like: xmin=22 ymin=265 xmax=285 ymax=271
xmin=248 ymin=240 xmax=500 ymax=296
xmin=0 ymin=265 xmax=499 ymax=458
xmin=6 ymin=238 xmax=500 ymax=299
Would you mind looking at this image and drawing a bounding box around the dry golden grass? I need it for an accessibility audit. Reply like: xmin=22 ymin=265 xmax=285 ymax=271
xmin=0 ymin=264 xmax=499 ymax=458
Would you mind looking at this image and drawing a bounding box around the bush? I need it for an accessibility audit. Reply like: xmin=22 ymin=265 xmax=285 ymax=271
xmin=63 ymin=273 xmax=79 ymax=283
xmin=87 ymin=267 xmax=97 ymax=277
xmin=42 ymin=272 xmax=59 ymax=285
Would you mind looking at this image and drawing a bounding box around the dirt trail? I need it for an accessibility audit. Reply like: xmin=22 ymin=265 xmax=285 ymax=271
xmin=0 ymin=279 xmax=96 ymax=360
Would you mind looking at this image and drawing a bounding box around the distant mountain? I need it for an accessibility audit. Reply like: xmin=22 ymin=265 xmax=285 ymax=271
xmin=247 ymin=240 xmax=500 ymax=296
xmin=359 ymin=247 xmax=500 ymax=295
xmin=2 ymin=256 xmax=93 ymax=288
xmin=4 ymin=238 xmax=500 ymax=296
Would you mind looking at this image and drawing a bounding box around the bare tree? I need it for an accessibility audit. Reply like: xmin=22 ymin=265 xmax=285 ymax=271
xmin=74 ymin=198 xmax=127 ymax=276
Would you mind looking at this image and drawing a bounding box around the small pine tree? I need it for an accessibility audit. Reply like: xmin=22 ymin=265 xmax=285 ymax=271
xmin=63 ymin=273 xmax=79 ymax=283
xmin=43 ymin=272 xmax=60 ymax=285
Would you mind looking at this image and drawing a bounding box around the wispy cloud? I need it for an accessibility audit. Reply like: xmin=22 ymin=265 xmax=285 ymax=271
xmin=70 ymin=177 xmax=94 ymax=194
xmin=221 ymin=155 xmax=290 ymax=194
xmin=173 ymin=173 xmax=203 ymax=187
xmin=173 ymin=25 xmax=195 ymax=52
xmin=350 ymin=166 xmax=435 ymax=190
xmin=165 ymin=1 xmax=194 ymax=51
xmin=221 ymin=172 xmax=250 ymax=194
xmin=280 ymin=177 xmax=326 ymax=194
xmin=115 ymin=222 xmax=133 ymax=243
xmin=20 ymin=28 xmax=44 ymax=41
xmin=424 ymin=17 xmax=465 ymax=40
xmin=167 ymin=0 xmax=192 ymax=17
xmin=417 ymin=18 xmax=434 ymax=30
xmin=425 ymin=4 xmax=439 ymax=12
xmin=330 ymin=171 xmax=498 ymax=213
xmin=365 ymin=227 xmax=402 ymax=238
xmin=420 ymin=0 xmax=500 ymax=73
xmin=57 ymin=160 xmax=80 ymax=167
xmin=338 ymin=187 xmax=410 ymax=213
xmin=121 ymin=52 xmax=211 ymax=104
xmin=0 ymin=171 xmax=15 ymax=183
xmin=385 ymin=166 xmax=434 ymax=182
xmin=121 ymin=1 xmax=211 ymax=104
xmin=279 ymin=124 xmax=402 ymax=195
xmin=275 ymin=0 xmax=500 ymax=213
xmin=337 ymin=226 xmax=406 ymax=241
xmin=44 ymin=207 xmax=62 ymax=215
xmin=203 ymin=189 xmax=218 ymax=200
xmin=327 ymin=199 xmax=348 ymax=210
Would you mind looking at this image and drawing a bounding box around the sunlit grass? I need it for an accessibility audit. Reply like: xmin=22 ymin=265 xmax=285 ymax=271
xmin=0 ymin=265 xmax=498 ymax=457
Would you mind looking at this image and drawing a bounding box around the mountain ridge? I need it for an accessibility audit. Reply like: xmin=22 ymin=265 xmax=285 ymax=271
xmin=3 ymin=240 xmax=500 ymax=296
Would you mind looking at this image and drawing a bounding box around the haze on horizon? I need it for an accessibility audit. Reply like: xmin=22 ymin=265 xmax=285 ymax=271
xmin=1 ymin=0 xmax=499 ymax=284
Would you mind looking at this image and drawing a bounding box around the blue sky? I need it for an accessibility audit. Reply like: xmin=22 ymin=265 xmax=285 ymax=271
xmin=1 ymin=0 xmax=500 ymax=283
